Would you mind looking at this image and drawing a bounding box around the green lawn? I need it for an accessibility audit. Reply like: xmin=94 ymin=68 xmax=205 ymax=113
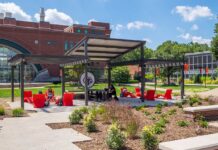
xmin=0 ymin=83 xmax=164 ymax=98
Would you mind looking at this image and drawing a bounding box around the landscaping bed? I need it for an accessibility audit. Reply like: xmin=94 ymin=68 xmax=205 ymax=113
xmin=47 ymin=96 xmax=218 ymax=150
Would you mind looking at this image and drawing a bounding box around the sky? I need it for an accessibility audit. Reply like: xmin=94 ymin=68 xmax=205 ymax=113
xmin=0 ymin=0 xmax=217 ymax=49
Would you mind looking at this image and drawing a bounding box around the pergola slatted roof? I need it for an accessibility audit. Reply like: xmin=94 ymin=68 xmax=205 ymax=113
xmin=8 ymin=54 xmax=88 ymax=66
xmin=65 ymin=36 xmax=145 ymax=61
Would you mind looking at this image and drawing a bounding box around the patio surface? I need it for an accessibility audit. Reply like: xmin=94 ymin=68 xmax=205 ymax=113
xmin=0 ymin=109 xmax=91 ymax=150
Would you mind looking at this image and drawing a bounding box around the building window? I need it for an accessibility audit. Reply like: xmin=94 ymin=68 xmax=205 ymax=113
xmin=77 ymin=29 xmax=81 ymax=33
xmin=84 ymin=29 xmax=88 ymax=34
xmin=64 ymin=41 xmax=68 ymax=51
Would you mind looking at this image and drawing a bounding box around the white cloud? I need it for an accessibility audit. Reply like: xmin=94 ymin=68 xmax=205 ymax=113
xmin=127 ymin=21 xmax=155 ymax=30
xmin=0 ymin=2 xmax=31 ymax=21
xmin=191 ymin=24 xmax=199 ymax=30
xmin=34 ymin=9 xmax=74 ymax=25
xmin=176 ymin=26 xmax=185 ymax=33
xmin=88 ymin=18 xmax=97 ymax=22
xmin=143 ymin=38 xmax=152 ymax=43
xmin=114 ymin=24 xmax=124 ymax=31
xmin=179 ymin=33 xmax=211 ymax=45
xmin=174 ymin=5 xmax=213 ymax=22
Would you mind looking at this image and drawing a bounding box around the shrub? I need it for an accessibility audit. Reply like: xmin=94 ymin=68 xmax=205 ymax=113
xmin=149 ymin=115 xmax=157 ymax=121
xmin=125 ymin=118 xmax=139 ymax=139
xmin=162 ymin=102 xmax=168 ymax=107
xmin=141 ymin=126 xmax=158 ymax=150
xmin=106 ymin=122 xmax=125 ymax=150
xmin=155 ymin=107 xmax=162 ymax=114
xmin=111 ymin=66 xmax=131 ymax=83
xmin=155 ymin=118 xmax=168 ymax=128
xmin=168 ymin=108 xmax=177 ymax=115
xmin=0 ymin=106 xmax=5 ymax=116
xmin=69 ymin=109 xmax=83 ymax=124
xmin=83 ymin=114 xmax=97 ymax=132
xmin=135 ymin=104 xmax=147 ymax=111
xmin=177 ymin=120 xmax=189 ymax=127
xmin=152 ymin=125 xmax=165 ymax=134
xmin=12 ymin=108 xmax=24 ymax=117
xmin=175 ymin=102 xmax=183 ymax=108
xmin=78 ymin=106 xmax=89 ymax=114
xmin=144 ymin=110 xmax=151 ymax=116
xmin=198 ymin=120 xmax=208 ymax=128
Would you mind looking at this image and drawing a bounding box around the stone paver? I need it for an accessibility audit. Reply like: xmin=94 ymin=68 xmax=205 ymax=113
xmin=159 ymin=133 xmax=218 ymax=150
xmin=0 ymin=111 xmax=91 ymax=150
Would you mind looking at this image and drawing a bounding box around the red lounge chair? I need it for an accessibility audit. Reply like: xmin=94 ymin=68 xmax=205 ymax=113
xmin=24 ymin=91 xmax=33 ymax=103
xmin=144 ymin=90 xmax=155 ymax=101
xmin=156 ymin=89 xmax=172 ymax=100
xmin=135 ymin=87 xmax=146 ymax=98
xmin=33 ymin=94 xmax=45 ymax=108
xmin=63 ymin=93 xmax=74 ymax=106
xmin=45 ymin=89 xmax=56 ymax=102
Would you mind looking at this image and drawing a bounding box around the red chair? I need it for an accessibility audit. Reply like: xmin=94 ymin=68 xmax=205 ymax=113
xmin=144 ymin=90 xmax=155 ymax=101
xmin=156 ymin=89 xmax=172 ymax=100
xmin=32 ymin=94 xmax=46 ymax=108
xmin=135 ymin=87 xmax=146 ymax=98
xmin=63 ymin=93 xmax=74 ymax=106
xmin=24 ymin=91 xmax=33 ymax=103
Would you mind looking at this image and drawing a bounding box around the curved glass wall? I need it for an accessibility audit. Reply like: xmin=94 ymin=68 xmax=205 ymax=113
xmin=0 ymin=47 xmax=36 ymax=83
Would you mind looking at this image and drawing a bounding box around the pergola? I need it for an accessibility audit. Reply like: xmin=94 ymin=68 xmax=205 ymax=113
xmin=66 ymin=36 xmax=185 ymax=103
xmin=8 ymin=54 xmax=88 ymax=108
xmin=9 ymin=36 xmax=185 ymax=109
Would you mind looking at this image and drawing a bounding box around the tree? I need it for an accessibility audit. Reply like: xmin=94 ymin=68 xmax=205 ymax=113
xmin=211 ymin=23 xmax=218 ymax=60
xmin=111 ymin=66 xmax=130 ymax=83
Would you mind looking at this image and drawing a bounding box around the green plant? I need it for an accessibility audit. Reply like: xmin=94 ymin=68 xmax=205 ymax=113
xmin=168 ymin=108 xmax=177 ymax=115
xmin=135 ymin=104 xmax=147 ymax=111
xmin=0 ymin=106 xmax=5 ymax=116
xmin=175 ymin=102 xmax=183 ymax=108
xmin=162 ymin=102 xmax=168 ymax=107
xmin=198 ymin=120 xmax=208 ymax=128
xmin=144 ymin=110 xmax=151 ymax=116
xmin=106 ymin=122 xmax=125 ymax=150
xmin=155 ymin=117 xmax=168 ymax=128
xmin=125 ymin=118 xmax=139 ymax=139
xmin=83 ymin=114 xmax=97 ymax=132
xmin=152 ymin=125 xmax=165 ymax=134
xmin=149 ymin=115 xmax=157 ymax=121
xmin=111 ymin=66 xmax=131 ymax=83
xmin=69 ymin=109 xmax=83 ymax=124
xmin=141 ymin=126 xmax=158 ymax=150
xmin=177 ymin=120 xmax=189 ymax=127
xmin=155 ymin=107 xmax=162 ymax=114
xmin=12 ymin=108 xmax=24 ymax=117
xmin=78 ymin=106 xmax=89 ymax=114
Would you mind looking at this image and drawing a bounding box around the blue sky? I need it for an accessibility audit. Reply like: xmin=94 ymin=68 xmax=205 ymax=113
xmin=0 ymin=0 xmax=217 ymax=49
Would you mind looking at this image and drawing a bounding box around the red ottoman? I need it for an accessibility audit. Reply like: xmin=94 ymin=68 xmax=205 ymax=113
xmin=33 ymin=94 xmax=45 ymax=108
xmin=63 ymin=93 xmax=74 ymax=106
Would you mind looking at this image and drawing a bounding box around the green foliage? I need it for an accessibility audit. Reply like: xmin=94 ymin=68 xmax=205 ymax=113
xmin=78 ymin=106 xmax=89 ymax=114
xmin=162 ymin=102 xmax=168 ymax=107
xmin=152 ymin=125 xmax=165 ymax=134
xmin=12 ymin=108 xmax=24 ymax=117
xmin=211 ymin=23 xmax=218 ymax=59
xmin=0 ymin=106 xmax=5 ymax=116
xmin=144 ymin=110 xmax=151 ymax=116
xmin=198 ymin=120 xmax=208 ymax=128
xmin=175 ymin=102 xmax=183 ymax=108
xmin=189 ymin=96 xmax=200 ymax=107
xmin=155 ymin=117 xmax=168 ymax=128
xmin=126 ymin=119 xmax=139 ymax=139
xmin=111 ymin=67 xmax=131 ymax=83
xmin=155 ymin=104 xmax=162 ymax=114
xmin=65 ymin=64 xmax=84 ymax=81
xmin=168 ymin=108 xmax=177 ymax=115
xmin=145 ymin=73 xmax=154 ymax=81
xmin=69 ymin=109 xmax=83 ymax=124
xmin=194 ymin=74 xmax=202 ymax=84
xmin=106 ymin=122 xmax=125 ymax=150
xmin=177 ymin=120 xmax=190 ymax=127
xmin=135 ymin=104 xmax=147 ymax=111
xmin=83 ymin=114 xmax=97 ymax=132
xmin=141 ymin=126 xmax=158 ymax=150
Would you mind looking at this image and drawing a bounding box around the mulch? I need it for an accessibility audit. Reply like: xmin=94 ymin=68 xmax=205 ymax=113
xmin=47 ymin=101 xmax=218 ymax=150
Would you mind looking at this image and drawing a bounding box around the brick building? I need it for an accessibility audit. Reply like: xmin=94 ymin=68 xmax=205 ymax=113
xmin=0 ymin=10 xmax=111 ymax=82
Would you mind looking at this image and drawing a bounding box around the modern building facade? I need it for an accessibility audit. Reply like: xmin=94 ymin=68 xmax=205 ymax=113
xmin=185 ymin=51 xmax=218 ymax=76
xmin=0 ymin=9 xmax=111 ymax=83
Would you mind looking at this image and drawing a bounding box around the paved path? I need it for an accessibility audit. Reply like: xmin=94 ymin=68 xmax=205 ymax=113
xmin=0 ymin=111 xmax=91 ymax=150
xmin=197 ymin=88 xmax=218 ymax=98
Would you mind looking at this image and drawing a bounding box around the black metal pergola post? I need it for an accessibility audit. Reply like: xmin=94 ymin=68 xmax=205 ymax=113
xmin=84 ymin=39 xmax=88 ymax=106
xmin=108 ymin=66 xmax=111 ymax=88
xmin=11 ymin=65 xmax=15 ymax=102
xmin=181 ymin=64 xmax=185 ymax=99
xmin=140 ymin=44 xmax=145 ymax=102
xmin=61 ymin=67 xmax=65 ymax=98
xmin=20 ymin=62 xmax=24 ymax=109
xmin=154 ymin=67 xmax=157 ymax=91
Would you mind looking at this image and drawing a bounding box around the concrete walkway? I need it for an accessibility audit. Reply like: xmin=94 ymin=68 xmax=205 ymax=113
xmin=159 ymin=133 xmax=218 ymax=150
xmin=197 ymin=88 xmax=218 ymax=98
xmin=0 ymin=110 xmax=91 ymax=150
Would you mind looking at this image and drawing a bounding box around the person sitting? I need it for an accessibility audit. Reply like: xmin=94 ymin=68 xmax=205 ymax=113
xmin=108 ymin=84 xmax=118 ymax=101
xmin=45 ymin=88 xmax=54 ymax=106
